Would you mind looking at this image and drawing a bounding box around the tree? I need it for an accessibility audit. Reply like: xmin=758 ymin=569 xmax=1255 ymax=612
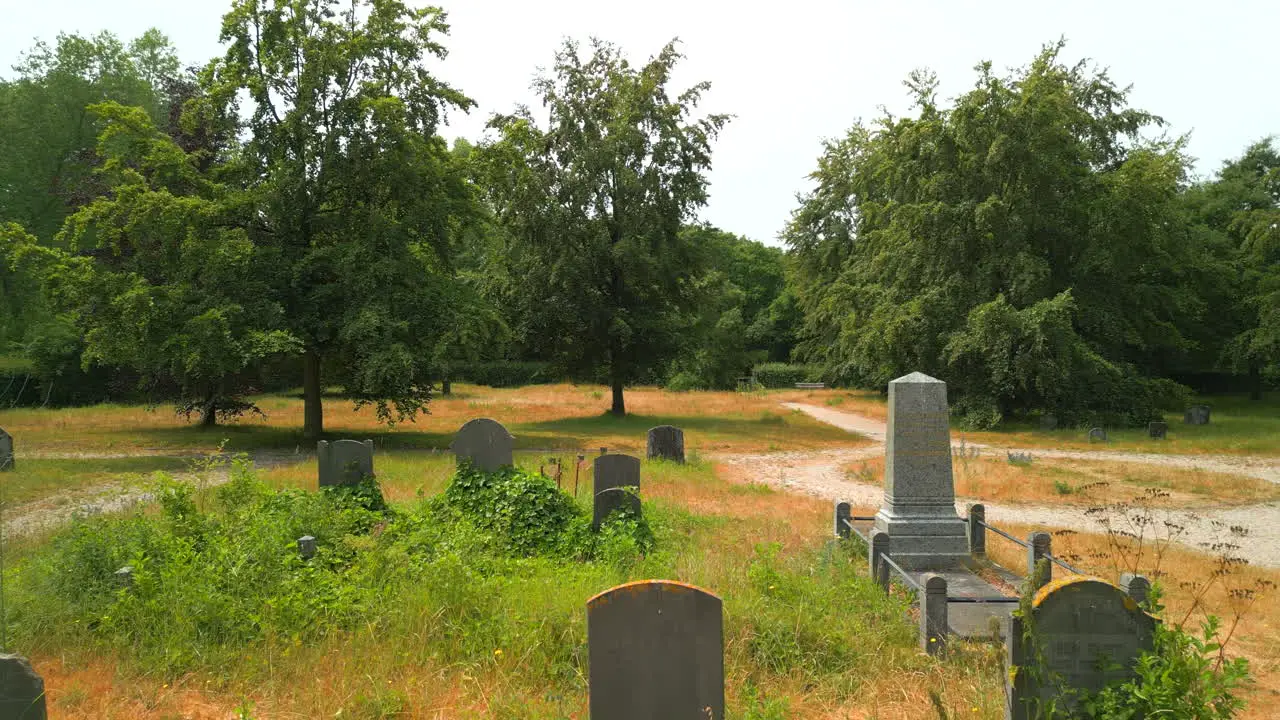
xmin=785 ymin=42 xmax=1209 ymax=426
xmin=479 ymin=39 xmax=728 ymax=414
xmin=207 ymin=0 xmax=477 ymax=438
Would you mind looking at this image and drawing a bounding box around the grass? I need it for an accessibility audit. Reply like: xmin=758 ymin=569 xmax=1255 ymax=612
xmin=0 ymin=456 xmax=192 ymax=506
xmin=0 ymin=384 xmax=866 ymax=457
xmin=843 ymin=454 xmax=1280 ymax=506
xmin=9 ymin=454 xmax=1008 ymax=719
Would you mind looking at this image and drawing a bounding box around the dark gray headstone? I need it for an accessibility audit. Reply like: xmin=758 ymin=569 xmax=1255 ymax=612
xmin=298 ymin=535 xmax=317 ymax=560
xmin=646 ymin=425 xmax=685 ymax=463
xmin=1184 ymin=405 xmax=1211 ymax=425
xmin=1148 ymin=421 xmax=1167 ymax=440
xmin=1088 ymin=427 xmax=1107 ymax=443
xmin=0 ymin=428 xmax=12 ymax=472
xmin=317 ymin=439 xmax=374 ymax=487
xmin=593 ymin=454 xmax=641 ymax=529
xmin=450 ymin=418 xmax=514 ymax=472
xmin=872 ymin=372 xmax=969 ymax=570
xmin=1039 ymin=415 xmax=1058 ymax=432
xmin=1006 ymin=578 xmax=1155 ymax=720
xmin=0 ymin=654 xmax=47 ymax=719
xmin=587 ymin=580 xmax=724 ymax=720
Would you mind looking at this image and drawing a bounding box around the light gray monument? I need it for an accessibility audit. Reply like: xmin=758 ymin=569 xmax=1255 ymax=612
xmin=872 ymin=372 xmax=969 ymax=570
xmin=0 ymin=428 xmax=12 ymax=471
xmin=1006 ymin=577 xmax=1155 ymax=720
xmin=587 ymin=580 xmax=724 ymax=720
xmin=646 ymin=425 xmax=685 ymax=463
xmin=317 ymin=439 xmax=374 ymax=487
xmin=593 ymin=454 xmax=642 ymax=529
xmin=450 ymin=418 xmax=514 ymax=472
xmin=0 ymin=654 xmax=47 ymax=719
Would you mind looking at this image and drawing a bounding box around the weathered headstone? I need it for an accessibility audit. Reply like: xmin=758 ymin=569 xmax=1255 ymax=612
xmin=1184 ymin=404 xmax=1211 ymax=425
xmin=0 ymin=654 xmax=47 ymax=719
xmin=0 ymin=428 xmax=12 ymax=471
xmin=1039 ymin=415 xmax=1058 ymax=432
xmin=449 ymin=418 xmax=513 ymax=472
xmin=587 ymin=580 xmax=724 ymax=720
xmin=298 ymin=535 xmax=317 ymax=560
xmin=646 ymin=425 xmax=686 ymax=463
xmin=317 ymin=439 xmax=375 ymax=487
xmin=593 ymin=454 xmax=642 ymax=528
xmin=1088 ymin=427 xmax=1107 ymax=443
xmin=872 ymin=372 xmax=970 ymax=570
xmin=1006 ymin=577 xmax=1156 ymax=720
xmin=1148 ymin=421 xmax=1167 ymax=440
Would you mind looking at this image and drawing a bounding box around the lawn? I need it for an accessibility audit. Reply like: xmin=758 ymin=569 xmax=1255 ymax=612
xmin=0 ymin=456 xmax=192 ymax=507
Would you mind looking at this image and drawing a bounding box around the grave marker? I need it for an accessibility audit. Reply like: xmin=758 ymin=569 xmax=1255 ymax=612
xmin=317 ymin=439 xmax=374 ymax=487
xmin=1184 ymin=404 xmax=1211 ymax=425
xmin=0 ymin=654 xmax=47 ymax=719
xmin=0 ymin=428 xmax=12 ymax=471
xmin=1006 ymin=577 xmax=1156 ymax=720
xmin=872 ymin=372 xmax=969 ymax=569
xmin=593 ymin=454 xmax=642 ymax=528
xmin=587 ymin=580 xmax=724 ymax=720
xmin=1088 ymin=427 xmax=1107 ymax=443
xmin=1148 ymin=421 xmax=1167 ymax=440
xmin=646 ymin=425 xmax=686 ymax=463
xmin=449 ymin=418 xmax=513 ymax=472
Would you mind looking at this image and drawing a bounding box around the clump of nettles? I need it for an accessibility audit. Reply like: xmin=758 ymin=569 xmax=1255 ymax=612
xmin=4 ymin=456 xmax=653 ymax=673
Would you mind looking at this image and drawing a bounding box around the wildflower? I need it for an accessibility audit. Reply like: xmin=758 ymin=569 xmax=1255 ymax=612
xmin=494 ymin=649 xmax=503 ymax=657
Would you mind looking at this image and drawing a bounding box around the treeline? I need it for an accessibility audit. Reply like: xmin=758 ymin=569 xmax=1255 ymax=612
xmin=0 ymin=5 xmax=1275 ymax=434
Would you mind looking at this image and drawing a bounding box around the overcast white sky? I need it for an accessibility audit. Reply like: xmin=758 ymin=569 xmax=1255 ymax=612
xmin=3 ymin=0 xmax=1277 ymax=245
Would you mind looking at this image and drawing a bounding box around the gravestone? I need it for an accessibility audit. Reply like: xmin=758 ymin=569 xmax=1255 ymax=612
xmin=1039 ymin=415 xmax=1058 ymax=432
xmin=1006 ymin=577 xmax=1156 ymax=720
xmin=593 ymin=454 xmax=641 ymax=529
xmin=587 ymin=580 xmax=724 ymax=720
xmin=872 ymin=372 xmax=970 ymax=570
xmin=646 ymin=425 xmax=686 ymax=463
xmin=317 ymin=439 xmax=374 ymax=487
xmin=449 ymin=418 xmax=513 ymax=471
xmin=1007 ymin=451 xmax=1033 ymax=466
xmin=0 ymin=428 xmax=12 ymax=471
xmin=1088 ymin=427 xmax=1107 ymax=443
xmin=0 ymin=654 xmax=46 ymax=719
xmin=1148 ymin=421 xmax=1167 ymax=440
xmin=1184 ymin=404 xmax=1211 ymax=425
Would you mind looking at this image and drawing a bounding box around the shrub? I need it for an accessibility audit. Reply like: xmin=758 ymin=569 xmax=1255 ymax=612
xmin=752 ymin=363 xmax=818 ymax=388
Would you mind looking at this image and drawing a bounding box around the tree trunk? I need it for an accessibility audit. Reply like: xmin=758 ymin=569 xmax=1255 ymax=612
xmin=199 ymin=400 xmax=217 ymax=428
xmin=303 ymin=349 xmax=324 ymax=440
xmin=442 ymin=377 xmax=452 ymax=396
xmin=1249 ymin=364 xmax=1263 ymax=401
xmin=610 ymin=376 xmax=626 ymax=416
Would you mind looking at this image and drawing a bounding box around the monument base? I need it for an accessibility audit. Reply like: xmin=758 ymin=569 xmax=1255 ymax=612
xmin=873 ymin=509 xmax=971 ymax=570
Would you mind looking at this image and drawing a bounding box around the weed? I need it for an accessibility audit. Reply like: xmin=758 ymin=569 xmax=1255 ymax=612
xmin=1053 ymin=480 xmax=1075 ymax=495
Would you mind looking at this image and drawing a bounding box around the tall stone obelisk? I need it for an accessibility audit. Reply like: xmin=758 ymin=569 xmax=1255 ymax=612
xmin=872 ymin=372 xmax=970 ymax=570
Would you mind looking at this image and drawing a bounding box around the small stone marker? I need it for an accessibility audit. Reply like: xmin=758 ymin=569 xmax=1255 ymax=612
xmin=317 ymin=439 xmax=375 ymax=487
xmin=593 ymin=454 xmax=642 ymax=528
xmin=298 ymin=535 xmax=317 ymax=560
xmin=1006 ymin=577 xmax=1156 ymax=720
xmin=0 ymin=654 xmax=47 ymax=719
xmin=587 ymin=580 xmax=724 ymax=720
xmin=1088 ymin=427 xmax=1107 ymax=443
xmin=114 ymin=566 xmax=134 ymax=588
xmin=646 ymin=425 xmax=686 ymax=463
xmin=1039 ymin=415 xmax=1058 ymax=431
xmin=872 ymin=372 xmax=969 ymax=569
xmin=449 ymin=418 xmax=513 ymax=472
xmin=1184 ymin=404 xmax=1211 ymax=425
xmin=1148 ymin=421 xmax=1167 ymax=440
xmin=0 ymin=428 xmax=12 ymax=471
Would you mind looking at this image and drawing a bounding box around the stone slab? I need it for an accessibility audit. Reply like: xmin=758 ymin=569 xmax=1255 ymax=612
xmin=908 ymin=567 xmax=1016 ymax=640
xmin=0 ymin=654 xmax=46 ymax=719
xmin=593 ymin=454 xmax=642 ymax=528
xmin=450 ymin=418 xmax=514 ymax=472
xmin=317 ymin=439 xmax=374 ymax=487
xmin=0 ymin=428 xmax=11 ymax=471
xmin=646 ymin=425 xmax=685 ymax=463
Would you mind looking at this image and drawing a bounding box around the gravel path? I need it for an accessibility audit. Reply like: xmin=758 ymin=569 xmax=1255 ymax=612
xmin=717 ymin=403 xmax=1280 ymax=568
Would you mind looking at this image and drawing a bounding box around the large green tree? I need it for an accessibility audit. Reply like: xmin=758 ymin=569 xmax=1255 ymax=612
xmin=207 ymin=0 xmax=477 ymax=437
xmin=479 ymin=39 xmax=728 ymax=414
xmin=785 ymin=42 xmax=1211 ymax=426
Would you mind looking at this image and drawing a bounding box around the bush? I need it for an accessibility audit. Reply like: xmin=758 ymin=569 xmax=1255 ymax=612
xmin=752 ymin=363 xmax=818 ymax=388
xmin=459 ymin=361 xmax=556 ymax=388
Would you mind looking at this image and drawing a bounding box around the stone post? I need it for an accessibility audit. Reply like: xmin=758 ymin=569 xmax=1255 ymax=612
xmin=1120 ymin=573 xmax=1151 ymax=606
xmin=1028 ymin=532 xmax=1052 ymax=590
xmin=298 ymin=535 xmax=317 ymax=560
xmin=920 ymin=573 xmax=948 ymax=656
xmin=1005 ymin=614 xmax=1028 ymax=720
xmin=0 ymin=428 xmax=13 ymax=472
xmin=114 ymin=566 xmax=134 ymax=588
xmin=967 ymin=503 xmax=986 ymax=557
xmin=869 ymin=529 xmax=890 ymax=589
xmin=834 ymin=501 xmax=851 ymax=539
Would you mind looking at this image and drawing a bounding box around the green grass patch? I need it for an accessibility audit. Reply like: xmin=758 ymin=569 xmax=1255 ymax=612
xmin=0 ymin=456 xmax=191 ymax=506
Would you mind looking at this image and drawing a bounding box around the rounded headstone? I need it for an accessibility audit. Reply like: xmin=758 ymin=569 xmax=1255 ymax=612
xmin=0 ymin=654 xmax=47 ymax=719
xmin=449 ymin=418 xmax=514 ymax=472
xmin=1088 ymin=427 xmax=1107 ymax=443
xmin=646 ymin=425 xmax=685 ymax=463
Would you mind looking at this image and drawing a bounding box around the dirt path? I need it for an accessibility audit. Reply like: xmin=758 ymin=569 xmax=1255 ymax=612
xmin=737 ymin=403 xmax=1280 ymax=568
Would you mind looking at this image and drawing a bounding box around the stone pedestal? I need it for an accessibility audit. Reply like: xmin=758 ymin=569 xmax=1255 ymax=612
xmin=872 ymin=372 xmax=969 ymax=570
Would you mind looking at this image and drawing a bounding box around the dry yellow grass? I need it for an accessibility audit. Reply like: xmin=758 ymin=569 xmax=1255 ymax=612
xmin=843 ymin=454 xmax=1280 ymax=506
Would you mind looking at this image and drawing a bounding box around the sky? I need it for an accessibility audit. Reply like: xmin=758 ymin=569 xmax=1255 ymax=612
xmin=3 ymin=0 xmax=1277 ymax=246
